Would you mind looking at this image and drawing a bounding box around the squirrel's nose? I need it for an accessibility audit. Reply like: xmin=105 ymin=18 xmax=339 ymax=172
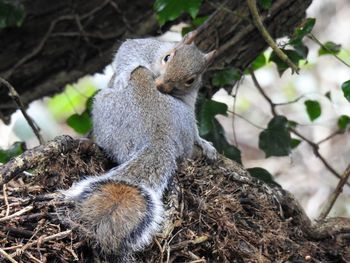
xmin=155 ymin=78 xmax=173 ymax=94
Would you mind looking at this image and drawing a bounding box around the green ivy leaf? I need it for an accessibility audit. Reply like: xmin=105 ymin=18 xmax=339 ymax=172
xmin=293 ymin=43 xmax=309 ymax=60
xmin=67 ymin=111 xmax=92 ymax=134
xmin=269 ymin=49 xmax=303 ymax=76
xmin=196 ymin=98 xmax=240 ymax=163
xmin=181 ymin=16 xmax=208 ymax=36
xmin=287 ymin=120 xmax=298 ymax=128
xmin=289 ymin=18 xmax=316 ymax=46
xmin=198 ymin=99 xmax=228 ymax=136
xmin=318 ymin=41 xmax=341 ymax=56
xmin=203 ymin=118 xmax=242 ymax=164
xmin=0 ymin=142 xmax=26 ymax=164
xmin=85 ymin=90 xmax=99 ymax=115
xmin=290 ymin=138 xmax=302 ymax=149
xmin=247 ymin=167 xmax=280 ymax=186
xmin=341 ymin=80 xmax=350 ymax=102
xmin=304 ymin=100 xmax=321 ymax=121
xmin=0 ymin=1 xmax=25 ymax=28
xmin=154 ymin=0 xmax=203 ymax=25
xmin=259 ymin=116 xmax=291 ymax=157
xmin=211 ymin=68 xmax=241 ymax=87
xmin=325 ymin=91 xmax=332 ymax=101
xmin=259 ymin=0 xmax=272 ymax=10
xmin=181 ymin=26 xmax=193 ymax=36
xmin=338 ymin=115 xmax=350 ymax=131
xmin=192 ymin=16 xmax=208 ymax=26
xmin=251 ymin=53 xmax=267 ymax=71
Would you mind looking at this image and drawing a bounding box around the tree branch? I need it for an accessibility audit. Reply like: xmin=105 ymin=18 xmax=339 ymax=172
xmin=319 ymin=165 xmax=350 ymax=220
xmin=0 ymin=77 xmax=44 ymax=144
xmin=246 ymin=0 xmax=299 ymax=73
xmin=249 ymin=70 xmax=348 ymax=186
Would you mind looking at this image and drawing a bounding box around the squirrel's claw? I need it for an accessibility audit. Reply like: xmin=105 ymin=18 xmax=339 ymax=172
xmin=198 ymin=138 xmax=218 ymax=163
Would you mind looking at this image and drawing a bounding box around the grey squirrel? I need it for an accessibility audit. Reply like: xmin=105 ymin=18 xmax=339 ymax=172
xmin=61 ymin=32 xmax=217 ymax=261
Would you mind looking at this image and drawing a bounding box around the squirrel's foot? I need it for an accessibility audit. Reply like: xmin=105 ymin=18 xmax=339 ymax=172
xmin=197 ymin=138 xmax=218 ymax=162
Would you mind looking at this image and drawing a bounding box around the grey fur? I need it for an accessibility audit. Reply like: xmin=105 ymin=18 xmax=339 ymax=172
xmin=112 ymin=38 xmax=176 ymax=88
xmin=63 ymin=38 xmax=217 ymax=262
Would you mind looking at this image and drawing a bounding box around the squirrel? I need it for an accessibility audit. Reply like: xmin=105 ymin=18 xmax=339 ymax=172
xmin=61 ymin=33 xmax=217 ymax=261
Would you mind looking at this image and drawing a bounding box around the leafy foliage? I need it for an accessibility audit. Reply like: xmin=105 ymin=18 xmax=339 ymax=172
xmin=259 ymin=116 xmax=291 ymax=157
xmin=304 ymin=100 xmax=321 ymax=121
xmin=198 ymin=99 xmax=241 ymax=163
xmin=341 ymin=80 xmax=350 ymax=102
xmin=182 ymin=16 xmax=208 ymax=35
xmin=198 ymin=99 xmax=228 ymax=135
xmin=289 ymin=18 xmax=316 ymax=46
xmin=259 ymin=0 xmax=272 ymax=10
xmin=67 ymin=111 xmax=92 ymax=135
xmin=154 ymin=0 xmax=202 ymax=25
xmin=318 ymin=41 xmax=341 ymax=56
xmin=0 ymin=142 xmax=25 ymax=164
xmin=211 ymin=68 xmax=241 ymax=87
xmin=338 ymin=115 xmax=350 ymax=131
xmin=66 ymin=91 xmax=99 ymax=135
xmin=0 ymin=1 xmax=25 ymax=28
xmin=269 ymin=49 xmax=303 ymax=75
xmin=290 ymin=138 xmax=302 ymax=149
xmin=325 ymin=91 xmax=332 ymax=101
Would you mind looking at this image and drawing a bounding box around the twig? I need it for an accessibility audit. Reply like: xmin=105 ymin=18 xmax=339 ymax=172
xmin=318 ymin=165 xmax=350 ymax=220
xmin=250 ymin=70 xmax=277 ymax=116
xmin=24 ymin=252 xmax=43 ymax=263
xmin=290 ymin=128 xmax=344 ymax=183
xmin=274 ymin=95 xmax=305 ymax=106
xmin=231 ymin=80 xmax=242 ymax=146
xmin=0 ymin=205 xmax=34 ymax=222
xmin=249 ymin=70 xmax=347 ymax=185
xmin=246 ymin=0 xmax=299 ymax=73
xmin=10 ymin=230 xmax=73 ymax=258
xmin=227 ymin=110 xmax=265 ymax=130
xmin=0 ymin=77 xmax=44 ymax=144
xmin=3 ymin=184 xmax=10 ymax=216
xmin=316 ymin=130 xmax=342 ymax=145
xmin=308 ymin=33 xmax=350 ymax=68
xmin=0 ymin=248 xmax=18 ymax=263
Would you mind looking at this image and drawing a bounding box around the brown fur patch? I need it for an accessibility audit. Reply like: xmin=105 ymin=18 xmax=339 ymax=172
xmin=76 ymin=182 xmax=149 ymax=251
xmin=82 ymin=182 xmax=147 ymax=220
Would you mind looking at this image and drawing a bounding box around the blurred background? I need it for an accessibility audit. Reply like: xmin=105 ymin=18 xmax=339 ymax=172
xmin=0 ymin=0 xmax=349 ymax=219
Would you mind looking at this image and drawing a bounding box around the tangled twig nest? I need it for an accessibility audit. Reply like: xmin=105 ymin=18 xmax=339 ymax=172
xmin=0 ymin=136 xmax=349 ymax=262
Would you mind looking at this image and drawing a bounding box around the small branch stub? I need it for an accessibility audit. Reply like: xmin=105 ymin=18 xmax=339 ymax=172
xmin=0 ymin=77 xmax=44 ymax=145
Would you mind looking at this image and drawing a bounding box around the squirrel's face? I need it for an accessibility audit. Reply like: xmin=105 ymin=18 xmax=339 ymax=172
xmin=156 ymin=44 xmax=216 ymax=96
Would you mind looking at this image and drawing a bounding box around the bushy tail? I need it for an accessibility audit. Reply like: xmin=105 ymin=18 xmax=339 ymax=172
xmin=60 ymin=146 xmax=176 ymax=259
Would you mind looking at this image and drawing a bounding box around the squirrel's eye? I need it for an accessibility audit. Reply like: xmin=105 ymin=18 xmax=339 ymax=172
xmin=163 ymin=54 xmax=171 ymax=63
xmin=185 ymin=77 xmax=195 ymax=86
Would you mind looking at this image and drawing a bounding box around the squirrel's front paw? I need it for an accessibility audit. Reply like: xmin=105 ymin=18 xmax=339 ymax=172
xmin=113 ymin=74 xmax=129 ymax=89
xmin=198 ymin=139 xmax=218 ymax=162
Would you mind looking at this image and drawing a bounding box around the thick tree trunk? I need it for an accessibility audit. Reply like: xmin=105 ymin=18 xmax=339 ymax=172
xmin=0 ymin=0 xmax=311 ymax=122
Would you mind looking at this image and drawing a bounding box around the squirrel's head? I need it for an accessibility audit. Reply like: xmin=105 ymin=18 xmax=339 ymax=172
xmin=155 ymin=31 xmax=216 ymax=96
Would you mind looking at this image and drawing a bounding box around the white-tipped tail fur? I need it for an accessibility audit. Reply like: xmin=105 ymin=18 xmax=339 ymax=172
xmin=61 ymin=177 xmax=164 ymax=260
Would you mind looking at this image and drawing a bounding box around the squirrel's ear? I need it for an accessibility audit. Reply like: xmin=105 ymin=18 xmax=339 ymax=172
xmin=182 ymin=30 xmax=197 ymax=45
xmin=204 ymin=50 xmax=216 ymax=66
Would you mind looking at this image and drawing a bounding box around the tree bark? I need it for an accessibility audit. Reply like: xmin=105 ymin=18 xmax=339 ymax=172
xmin=0 ymin=0 xmax=311 ymax=122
